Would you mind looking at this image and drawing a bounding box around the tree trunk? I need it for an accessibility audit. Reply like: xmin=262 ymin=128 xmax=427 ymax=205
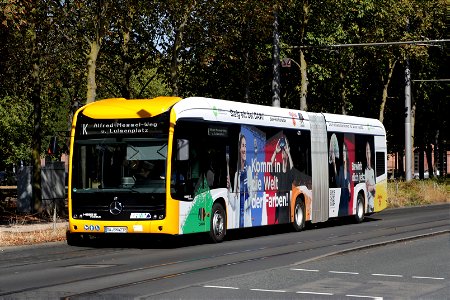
xmin=340 ymin=69 xmax=347 ymax=115
xmin=379 ymin=58 xmax=397 ymax=123
xmin=171 ymin=25 xmax=186 ymax=96
xmin=170 ymin=3 xmax=194 ymax=96
xmin=170 ymin=30 xmax=180 ymax=96
xmin=121 ymin=30 xmax=131 ymax=98
xmin=299 ymin=49 xmax=307 ymax=111
xmin=298 ymin=0 xmax=310 ymax=111
xmin=86 ymin=40 xmax=100 ymax=103
xmin=30 ymin=25 xmax=42 ymax=213
xmin=426 ymin=143 xmax=434 ymax=178
xmin=418 ymin=145 xmax=424 ymax=179
xmin=271 ymin=7 xmax=280 ymax=107
xmin=121 ymin=6 xmax=134 ymax=99
xmin=85 ymin=1 xmax=111 ymax=103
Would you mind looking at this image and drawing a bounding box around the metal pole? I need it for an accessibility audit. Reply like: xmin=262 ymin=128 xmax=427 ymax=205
xmin=272 ymin=8 xmax=281 ymax=107
xmin=405 ymin=58 xmax=412 ymax=181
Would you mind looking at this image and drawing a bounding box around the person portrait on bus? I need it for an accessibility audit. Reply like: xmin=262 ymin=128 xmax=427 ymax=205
xmin=333 ymin=141 xmax=351 ymax=216
xmin=328 ymin=133 xmax=339 ymax=188
xmin=228 ymin=133 xmax=256 ymax=228
xmin=270 ymin=135 xmax=296 ymax=224
xmin=365 ymin=141 xmax=376 ymax=212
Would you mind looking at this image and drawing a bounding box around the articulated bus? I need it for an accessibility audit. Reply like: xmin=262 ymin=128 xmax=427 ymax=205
xmin=67 ymin=97 xmax=387 ymax=244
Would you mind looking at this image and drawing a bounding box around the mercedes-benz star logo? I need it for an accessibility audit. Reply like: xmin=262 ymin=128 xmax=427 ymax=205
xmin=109 ymin=199 xmax=123 ymax=215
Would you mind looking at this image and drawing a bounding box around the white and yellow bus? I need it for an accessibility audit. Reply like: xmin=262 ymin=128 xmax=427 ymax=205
xmin=67 ymin=97 xmax=387 ymax=244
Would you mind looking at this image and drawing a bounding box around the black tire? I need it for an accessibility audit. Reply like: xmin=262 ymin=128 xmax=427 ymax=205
xmin=354 ymin=193 xmax=365 ymax=223
xmin=292 ymin=198 xmax=305 ymax=232
xmin=209 ymin=202 xmax=226 ymax=243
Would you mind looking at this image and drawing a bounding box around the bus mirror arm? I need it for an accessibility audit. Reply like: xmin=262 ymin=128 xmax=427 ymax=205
xmin=183 ymin=195 xmax=194 ymax=201
xmin=174 ymin=190 xmax=193 ymax=202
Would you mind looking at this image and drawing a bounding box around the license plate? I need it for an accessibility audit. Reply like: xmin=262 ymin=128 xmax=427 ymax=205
xmin=104 ymin=226 xmax=128 ymax=233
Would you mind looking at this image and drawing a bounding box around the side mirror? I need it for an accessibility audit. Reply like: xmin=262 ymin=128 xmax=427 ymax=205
xmin=177 ymin=139 xmax=189 ymax=161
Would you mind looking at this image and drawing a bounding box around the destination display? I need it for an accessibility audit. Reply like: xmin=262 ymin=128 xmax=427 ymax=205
xmin=75 ymin=113 xmax=169 ymax=138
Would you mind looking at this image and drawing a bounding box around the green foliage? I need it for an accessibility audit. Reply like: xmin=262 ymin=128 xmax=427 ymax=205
xmin=0 ymin=96 xmax=32 ymax=164
xmin=0 ymin=0 xmax=447 ymax=169
xmin=131 ymin=68 xmax=172 ymax=99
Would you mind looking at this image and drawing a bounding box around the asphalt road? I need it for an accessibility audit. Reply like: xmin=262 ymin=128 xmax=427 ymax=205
xmin=0 ymin=203 xmax=448 ymax=299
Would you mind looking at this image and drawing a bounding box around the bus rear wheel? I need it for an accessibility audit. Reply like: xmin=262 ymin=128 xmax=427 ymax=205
xmin=209 ymin=202 xmax=226 ymax=243
xmin=292 ymin=198 xmax=305 ymax=232
xmin=354 ymin=194 xmax=365 ymax=223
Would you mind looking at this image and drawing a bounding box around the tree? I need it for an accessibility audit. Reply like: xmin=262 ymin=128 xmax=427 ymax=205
xmin=58 ymin=0 xmax=114 ymax=104
xmin=80 ymin=0 xmax=112 ymax=103
xmin=155 ymin=0 xmax=200 ymax=96
xmin=98 ymin=0 xmax=167 ymax=99
xmin=278 ymin=0 xmax=312 ymax=110
xmin=1 ymin=1 xmax=74 ymax=213
xmin=177 ymin=0 xmax=274 ymax=103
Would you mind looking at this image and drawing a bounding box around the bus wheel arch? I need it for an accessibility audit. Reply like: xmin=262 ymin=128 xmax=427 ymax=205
xmin=209 ymin=199 xmax=227 ymax=243
xmin=354 ymin=192 xmax=365 ymax=223
xmin=292 ymin=196 xmax=306 ymax=232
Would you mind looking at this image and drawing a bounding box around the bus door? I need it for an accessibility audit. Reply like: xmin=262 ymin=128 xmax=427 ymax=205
xmin=309 ymin=113 xmax=329 ymax=223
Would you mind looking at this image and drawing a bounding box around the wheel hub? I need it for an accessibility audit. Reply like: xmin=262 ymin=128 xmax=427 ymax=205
xmin=213 ymin=212 xmax=223 ymax=236
xmin=295 ymin=204 xmax=303 ymax=226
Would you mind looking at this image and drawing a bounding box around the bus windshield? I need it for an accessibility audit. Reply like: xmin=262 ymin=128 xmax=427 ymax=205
xmin=72 ymin=137 xmax=168 ymax=193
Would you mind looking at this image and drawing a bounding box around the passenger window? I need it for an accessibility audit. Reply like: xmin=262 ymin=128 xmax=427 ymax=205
xmin=375 ymin=151 xmax=386 ymax=177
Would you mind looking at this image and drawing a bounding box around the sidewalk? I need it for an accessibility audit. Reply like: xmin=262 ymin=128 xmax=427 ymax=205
xmin=0 ymin=220 xmax=68 ymax=233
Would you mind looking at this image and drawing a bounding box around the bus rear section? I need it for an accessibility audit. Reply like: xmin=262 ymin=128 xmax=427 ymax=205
xmin=324 ymin=114 xmax=388 ymax=222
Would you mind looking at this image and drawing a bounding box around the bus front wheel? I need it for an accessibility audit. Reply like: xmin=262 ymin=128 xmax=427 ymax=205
xmin=209 ymin=202 xmax=226 ymax=243
xmin=292 ymin=198 xmax=305 ymax=232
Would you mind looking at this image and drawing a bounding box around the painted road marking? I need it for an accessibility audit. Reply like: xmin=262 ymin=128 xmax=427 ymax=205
xmin=297 ymin=291 xmax=334 ymax=296
xmin=291 ymin=268 xmax=446 ymax=281
xmin=346 ymin=294 xmax=383 ymax=300
xmin=371 ymin=273 xmax=403 ymax=278
xmin=291 ymin=268 xmax=447 ymax=281
xmin=203 ymin=286 xmax=383 ymax=298
xmin=290 ymin=268 xmax=319 ymax=272
xmin=412 ymin=276 xmax=445 ymax=280
xmin=203 ymin=285 xmax=239 ymax=290
xmin=250 ymin=288 xmax=286 ymax=293
xmin=203 ymin=269 xmax=445 ymax=298
xmin=329 ymin=271 xmax=359 ymax=275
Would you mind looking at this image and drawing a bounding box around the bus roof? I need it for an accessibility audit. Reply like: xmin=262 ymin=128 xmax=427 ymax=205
xmin=79 ymin=97 xmax=182 ymax=119
xmin=173 ymin=97 xmax=385 ymax=135
xmin=77 ymin=96 xmax=385 ymax=136
xmin=323 ymin=113 xmax=385 ymax=135
xmin=173 ymin=97 xmax=312 ymax=130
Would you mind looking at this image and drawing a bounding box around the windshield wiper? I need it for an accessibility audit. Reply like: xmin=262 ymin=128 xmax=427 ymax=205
xmin=157 ymin=144 xmax=167 ymax=159
xmin=128 ymin=144 xmax=140 ymax=160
